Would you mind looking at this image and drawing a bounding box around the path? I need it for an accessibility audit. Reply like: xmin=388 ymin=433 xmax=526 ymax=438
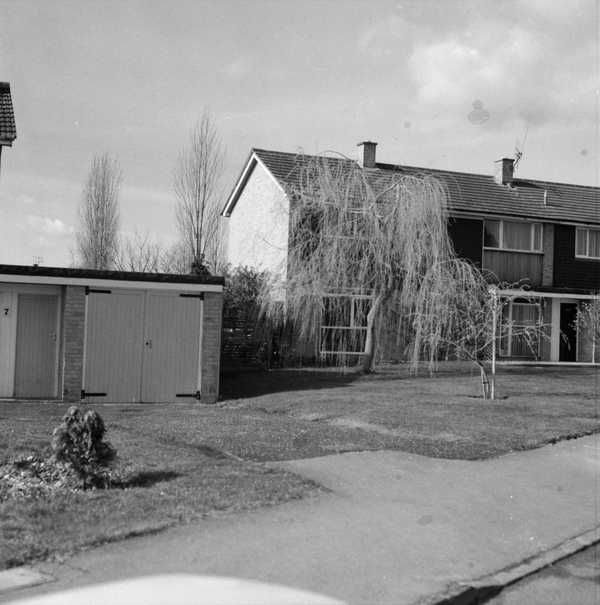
xmin=4 ymin=435 xmax=599 ymax=605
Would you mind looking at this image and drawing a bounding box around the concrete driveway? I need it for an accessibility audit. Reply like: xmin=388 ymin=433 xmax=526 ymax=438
xmin=4 ymin=434 xmax=600 ymax=605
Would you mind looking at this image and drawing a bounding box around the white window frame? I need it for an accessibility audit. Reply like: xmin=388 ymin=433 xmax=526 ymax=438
xmin=575 ymin=227 xmax=600 ymax=259
xmin=483 ymin=220 xmax=543 ymax=254
xmin=319 ymin=293 xmax=372 ymax=356
xmin=499 ymin=299 xmax=542 ymax=358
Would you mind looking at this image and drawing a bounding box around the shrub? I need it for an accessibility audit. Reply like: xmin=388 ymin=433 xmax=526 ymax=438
xmin=51 ymin=406 xmax=116 ymax=488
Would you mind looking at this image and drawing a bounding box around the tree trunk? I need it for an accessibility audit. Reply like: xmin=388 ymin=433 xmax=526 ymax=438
xmin=478 ymin=363 xmax=491 ymax=399
xmin=361 ymin=293 xmax=383 ymax=373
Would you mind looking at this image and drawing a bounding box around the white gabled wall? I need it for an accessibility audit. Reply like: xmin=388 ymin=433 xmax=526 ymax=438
xmin=225 ymin=160 xmax=289 ymax=282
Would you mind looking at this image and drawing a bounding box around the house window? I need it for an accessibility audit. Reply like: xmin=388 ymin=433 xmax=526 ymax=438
xmin=320 ymin=294 xmax=371 ymax=356
xmin=575 ymin=228 xmax=600 ymax=259
xmin=484 ymin=220 xmax=543 ymax=252
xmin=499 ymin=299 xmax=542 ymax=358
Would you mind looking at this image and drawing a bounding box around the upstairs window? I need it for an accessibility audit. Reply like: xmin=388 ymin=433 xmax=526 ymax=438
xmin=575 ymin=228 xmax=600 ymax=259
xmin=484 ymin=220 xmax=543 ymax=252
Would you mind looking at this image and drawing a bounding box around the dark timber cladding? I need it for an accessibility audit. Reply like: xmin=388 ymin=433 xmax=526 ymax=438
xmin=553 ymin=225 xmax=600 ymax=290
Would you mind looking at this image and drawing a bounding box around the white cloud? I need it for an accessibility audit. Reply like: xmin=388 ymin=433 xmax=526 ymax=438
xmin=222 ymin=56 xmax=254 ymax=79
xmin=25 ymin=214 xmax=73 ymax=236
xmin=407 ymin=20 xmax=596 ymax=130
xmin=357 ymin=15 xmax=411 ymax=58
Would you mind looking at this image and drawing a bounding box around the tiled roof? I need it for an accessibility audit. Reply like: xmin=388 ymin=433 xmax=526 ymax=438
xmin=252 ymin=148 xmax=600 ymax=226
xmin=0 ymin=82 xmax=16 ymax=145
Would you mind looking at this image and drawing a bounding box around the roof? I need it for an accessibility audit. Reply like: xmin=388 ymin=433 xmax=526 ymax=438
xmin=0 ymin=264 xmax=224 ymax=288
xmin=0 ymin=82 xmax=16 ymax=145
xmin=225 ymin=148 xmax=600 ymax=226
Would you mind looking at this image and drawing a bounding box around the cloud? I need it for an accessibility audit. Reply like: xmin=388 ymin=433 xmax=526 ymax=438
xmin=357 ymin=15 xmax=411 ymax=58
xmin=25 ymin=214 xmax=73 ymax=236
xmin=407 ymin=19 xmax=597 ymax=130
xmin=222 ymin=56 xmax=254 ymax=79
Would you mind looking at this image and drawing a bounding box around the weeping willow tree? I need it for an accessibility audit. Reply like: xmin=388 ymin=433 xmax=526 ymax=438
xmin=412 ymin=261 xmax=502 ymax=398
xmin=261 ymin=153 xmax=462 ymax=373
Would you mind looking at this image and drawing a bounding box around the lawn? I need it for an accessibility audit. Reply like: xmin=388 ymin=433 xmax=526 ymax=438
xmin=0 ymin=404 xmax=321 ymax=570
xmin=1 ymin=364 xmax=598 ymax=570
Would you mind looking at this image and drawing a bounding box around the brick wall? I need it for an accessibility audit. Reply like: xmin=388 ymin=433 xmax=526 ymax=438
xmin=200 ymin=292 xmax=223 ymax=403
xmin=61 ymin=285 xmax=85 ymax=402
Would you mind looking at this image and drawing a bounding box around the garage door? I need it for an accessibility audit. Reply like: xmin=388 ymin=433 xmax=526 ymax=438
xmin=14 ymin=294 xmax=59 ymax=398
xmin=84 ymin=289 xmax=145 ymax=403
xmin=84 ymin=289 xmax=203 ymax=403
xmin=142 ymin=293 xmax=202 ymax=402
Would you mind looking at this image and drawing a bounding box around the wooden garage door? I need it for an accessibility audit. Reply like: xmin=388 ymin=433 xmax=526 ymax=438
xmin=0 ymin=291 xmax=17 ymax=397
xmin=141 ymin=293 xmax=202 ymax=403
xmin=84 ymin=290 xmax=145 ymax=403
xmin=85 ymin=290 xmax=202 ymax=403
xmin=14 ymin=294 xmax=59 ymax=398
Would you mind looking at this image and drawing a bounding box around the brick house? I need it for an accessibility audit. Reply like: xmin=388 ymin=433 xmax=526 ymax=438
xmin=222 ymin=143 xmax=600 ymax=364
xmin=0 ymin=265 xmax=224 ymax=403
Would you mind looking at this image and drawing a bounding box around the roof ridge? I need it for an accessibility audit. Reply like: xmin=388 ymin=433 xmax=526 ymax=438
xmin=251 ymin=150 xmax=599 ymax=192
xmin=375 ymin=162 xmax=600 ymax=191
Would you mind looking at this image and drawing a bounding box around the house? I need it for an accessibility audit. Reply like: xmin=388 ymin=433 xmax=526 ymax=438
xmin=222 ymin=143 xmax=600 ymax=365
xmin=0 ymin=265 xmax=223 ymax=403
xmin=0 ymin=82 xmax=17 ymax=172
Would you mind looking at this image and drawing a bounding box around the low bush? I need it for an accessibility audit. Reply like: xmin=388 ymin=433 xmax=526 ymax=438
xmin=50 ymin=406 xmax=117 ymax=488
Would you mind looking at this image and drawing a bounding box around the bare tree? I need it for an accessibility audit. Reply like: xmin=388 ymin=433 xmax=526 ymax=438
xmin=114 ymin=231 xmax=163 ymax=273
xmin=577 ymin=298 xmax=600 ymax=360
xmin=412 ymin=266 xmax=546 ymax=399
xmin=261 ymin=154 xmax=459 ymax=373
xmin=159 ymin=241 xmax=194 ymax=274
xmin=174 ymin=112 xmax=225 ymax=274
xmin=114 ymin=232 xmax=197 ymax=275
xmin=76 ymin=154 xmax=121 ymax=269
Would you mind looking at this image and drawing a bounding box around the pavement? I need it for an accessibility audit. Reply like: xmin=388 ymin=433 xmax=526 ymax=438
xmin=486 ymin=542 xmax=600 ymax=605
xmin=2 ymin=433 xmax=599 ymax=605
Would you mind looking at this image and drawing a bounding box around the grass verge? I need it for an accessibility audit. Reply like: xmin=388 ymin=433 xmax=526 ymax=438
xmin=0 ymin=408 xmax=320 ymax=570
xmin=1 ymin=365 xmax=598 ymax=569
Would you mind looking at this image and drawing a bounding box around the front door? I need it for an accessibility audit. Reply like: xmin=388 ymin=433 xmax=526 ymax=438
xmin=14 ymin=294 xmax=59 ymax=398
xmin=559 ymin=303 xmax=578 ymax=362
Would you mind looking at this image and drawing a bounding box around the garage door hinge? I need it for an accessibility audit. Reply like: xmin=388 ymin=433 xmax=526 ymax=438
xmin=85 ymin=287 xmax=112 ymax=295
xmin=81 ymin=389 xmax=107 ymax=398
xmin=176 ymin=390 xmax=202 ymax=400
xmin=179 ymin=293 xmax=204 ymax=299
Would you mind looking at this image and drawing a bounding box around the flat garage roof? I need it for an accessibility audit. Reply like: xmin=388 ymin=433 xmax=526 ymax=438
xmin=0 ymin=264 xmax=224 ymax=292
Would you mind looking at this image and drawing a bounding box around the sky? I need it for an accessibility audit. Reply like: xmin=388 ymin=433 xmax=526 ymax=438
xmin=0 ymin=0 xmax=598 ymax=266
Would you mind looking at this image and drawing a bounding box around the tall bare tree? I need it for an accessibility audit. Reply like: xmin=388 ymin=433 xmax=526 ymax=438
xmin=174 ymin=112 xmax=225 ymax=274
xmin=76 ymin=154 xmax=121 ymax=269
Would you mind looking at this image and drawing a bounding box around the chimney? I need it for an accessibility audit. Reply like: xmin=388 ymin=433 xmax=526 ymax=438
xmin=358 ymin=141 xmax=377 ymax=168
xmin=494 ymin=157 xmax=514 ymax=186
